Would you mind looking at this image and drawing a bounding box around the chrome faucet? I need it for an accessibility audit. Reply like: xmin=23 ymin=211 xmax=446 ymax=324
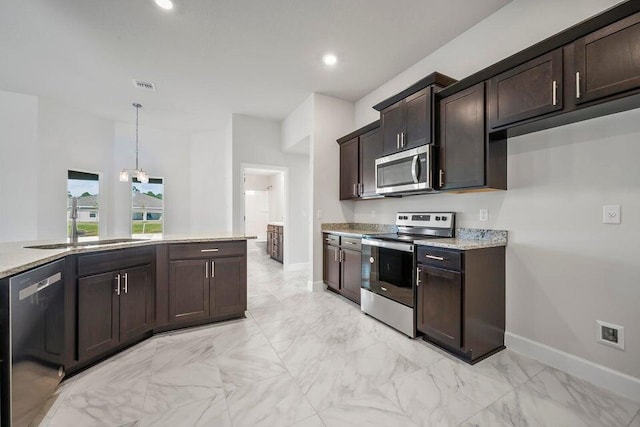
xmin=70 ymin=197 xmax=79 ymax=243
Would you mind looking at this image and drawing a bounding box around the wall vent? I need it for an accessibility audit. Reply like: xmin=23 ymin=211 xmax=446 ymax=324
xmin=133 ymin=79 xmax=156 ymax=91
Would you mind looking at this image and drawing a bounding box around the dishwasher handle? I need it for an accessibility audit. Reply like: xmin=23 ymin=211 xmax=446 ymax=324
xmin=18 ymin=272 xmax=62 ymax=301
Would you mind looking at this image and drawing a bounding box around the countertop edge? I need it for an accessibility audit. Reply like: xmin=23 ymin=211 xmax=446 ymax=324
xmin=415 ymin=239 xmax=507 ymax=250
xmin=0 ymin=235 xmax=256 ymax=280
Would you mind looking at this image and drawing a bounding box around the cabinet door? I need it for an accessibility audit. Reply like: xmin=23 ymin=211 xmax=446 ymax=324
xmin=339 ymin=137 xmax=360 ymax=200
xmin=359 ymin=127 xmax=383 ymax=198
xmin=340 ymin=248 xmax=362 ymax=304
xmin=404 ymin=88 xmax=431 ymax=149
xmin=439 ymin=82 xmax=486 ymax=190
xmin=120 ymin=264 xmax=154 ymax=341
xmin=381 ymin=101 xmax=404 ymax=155
xmin=210 ymin=256 xmax=247 ymax=317
xmin=168 ymin=259 xmax=210 ymax=324
xmin=78 ymin=271 xmax=119 ymax=361
xmin=489 ymin=49 xmax=563 ymax=128
xmin=277 ymin=231 xmax=284 ymax=262
xmin=417 ymin=266 xmax=462 ymax=349
xmin=575 ymin=12 xmax=640 ymax=104
xmin=323 ymin=244 xmax=340 ymax=291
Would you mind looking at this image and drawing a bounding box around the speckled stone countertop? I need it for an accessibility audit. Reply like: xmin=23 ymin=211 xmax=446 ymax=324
xmin=415 ymin=228 xmax=507 ymax=250
xmin=321 ymin=223 xmax=397 ymax=238
xmin=0 ymin=234 xmax=256 ymax=280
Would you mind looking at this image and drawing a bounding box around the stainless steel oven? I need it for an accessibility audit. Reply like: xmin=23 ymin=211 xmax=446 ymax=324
xmin=375 ymin=145 xmax=432 ymax=195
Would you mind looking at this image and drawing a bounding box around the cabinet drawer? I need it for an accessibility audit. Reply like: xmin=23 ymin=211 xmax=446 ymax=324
xmin=169 ymin=241 xmax=245 ymax=260
xmin=77 ymin=246 xmax=154 ymax=277
xmin=323 ymin=234 xmax=339 ymax=246
xmin=341 ymin=237 xmax=362 ymax=251
xmin=416 ymin=246 xmax=462 ymax=271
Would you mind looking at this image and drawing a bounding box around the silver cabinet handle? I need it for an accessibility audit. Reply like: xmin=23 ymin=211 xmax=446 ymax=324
xmin=380 ymin=286 xmax=388 ymax=291
xmin=211 ymin=261 xmax=215 ymax=278
xmin=426 ymin=254 xmax=445 ymax=261
xmin=205 ymin=262 xmax=209 ymax=279
xmin=576 ymin=72 xmax=581 ymax=99
xmin=115 ymin=274 xmax=121 ymax=296
xmin=359 ymin=183 xmax=363 ymax=194
xmin=200 ymin=248 xmax=219 ymax=253
xmin=439 ymin=169 xmax=445 ymax=188
xmin=396 ymin=133 xmax=400 ymax=149
xmin=353 ymin=183 xmax=357 ymax=196
xmin=124 ymin=272 xmax=128 ymax=294
xmin=339 ymin=250 xmax=344 ymax=262
xmin=552 ymin=80 xmax=558 ymax=106
xmin=416 ymin=267 xmax=421 ymax=286
xmin=344 ymin=241 xmax=357 ymax=245
xmin=401 ymin=132 xmax=405 ymax=148
xmin=334 ymin=247 xmax=338 ymax=262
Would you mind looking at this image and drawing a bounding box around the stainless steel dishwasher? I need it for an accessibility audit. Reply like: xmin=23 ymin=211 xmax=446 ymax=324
xmin=9 ymin=259 xmax=66 ymax=427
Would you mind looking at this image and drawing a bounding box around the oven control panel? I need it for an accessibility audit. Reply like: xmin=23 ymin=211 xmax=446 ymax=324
xmin=396 ymin=212 xmax=454 ymax=228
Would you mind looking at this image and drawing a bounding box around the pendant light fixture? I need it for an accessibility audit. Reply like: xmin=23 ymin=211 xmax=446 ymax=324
xmin=119 ymin=103 xmax=149 ymax=184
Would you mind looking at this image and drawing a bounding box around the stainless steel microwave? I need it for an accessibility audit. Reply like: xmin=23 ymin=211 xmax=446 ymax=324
xmin=375 ymin=145 xmax=432 ymax=195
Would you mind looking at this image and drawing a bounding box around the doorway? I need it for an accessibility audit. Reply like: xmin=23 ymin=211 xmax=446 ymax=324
xmin=243 ymin=166 xmax=286 ymax=265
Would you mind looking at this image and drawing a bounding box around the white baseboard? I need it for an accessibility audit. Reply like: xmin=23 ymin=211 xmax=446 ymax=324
xmin=284 ymin=262 xmax=310 ymax=272
xmin=505 ymin=332 xmax=640 ymax=401
xmin=307 ymin=280 xmax=325 ymax=292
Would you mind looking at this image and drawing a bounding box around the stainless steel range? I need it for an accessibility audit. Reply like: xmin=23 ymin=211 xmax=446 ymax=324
xmin=361 ymin=212 xmax=455 ymax=337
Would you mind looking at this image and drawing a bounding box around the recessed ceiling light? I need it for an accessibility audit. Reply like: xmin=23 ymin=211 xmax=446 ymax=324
xmin=154 ymin=0 xmax=174 ymax=10
xmin=323 ymin=53 xmax=337 ymax=66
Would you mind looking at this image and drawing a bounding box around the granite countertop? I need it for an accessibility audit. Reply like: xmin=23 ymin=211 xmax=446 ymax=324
xmin=415 ymin=228 xmax=507 ymax=250
xmin=0 ymin=234 xmax=256 ymax=280
xmin=321 ymin=222 xmax=397 ymax=238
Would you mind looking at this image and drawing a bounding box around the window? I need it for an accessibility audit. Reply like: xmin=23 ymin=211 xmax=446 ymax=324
xmin=68 ymin=170 xmax=100 ymax=241
xmin=131 ymin=178 xmax=164 ymax=237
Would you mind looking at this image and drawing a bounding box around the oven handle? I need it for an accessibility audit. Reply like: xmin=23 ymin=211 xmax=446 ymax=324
xmin=362 ymin=239 xmax=414 ymax=253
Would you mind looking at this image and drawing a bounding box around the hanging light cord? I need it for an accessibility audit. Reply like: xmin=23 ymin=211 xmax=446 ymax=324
xmin=135 ymin=103 xmax=140 ymax=171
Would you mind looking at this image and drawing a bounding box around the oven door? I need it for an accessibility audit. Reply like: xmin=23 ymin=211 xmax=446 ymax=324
xmin=361 ymin=239 xmax=415 ymax=307
xmin=375 ymin=145 xmax=431 ymax=195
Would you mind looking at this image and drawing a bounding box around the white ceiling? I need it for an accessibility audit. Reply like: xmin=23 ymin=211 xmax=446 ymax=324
xmin=0 ymin=0 xmax=511 ymax=133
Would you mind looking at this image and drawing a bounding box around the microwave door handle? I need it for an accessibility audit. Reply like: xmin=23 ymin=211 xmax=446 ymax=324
xmin=411 ymin=155 xmax=419 ymax=183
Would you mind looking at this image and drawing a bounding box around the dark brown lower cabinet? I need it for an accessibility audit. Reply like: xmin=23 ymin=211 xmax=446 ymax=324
xmin=168 ymin=259 xmax=210 ymax=324
xmin=340 ymin=248 xmax=362 ymax=304
xmin=211 ymin=256 xmax=247 ymax=316
xmin=322 ymin=233 xmax=362 ymax=304
xmin=267 ymin=225 xmax=283 ymax=263
xmin=416 ymin=245 xmax=505 ymax=364
xmin=78 ymin=263 xmax=153 ymax=362
xmin=323 ymin=242 xmax=340 ymax=291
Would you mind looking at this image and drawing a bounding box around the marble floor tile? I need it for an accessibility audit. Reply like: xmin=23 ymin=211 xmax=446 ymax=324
xmin=461 ymin=367 xmax=640 ymax=427
xmin=139 ymin=394 xmax=231 ymax=427
xmin=630 ymin=410 xmax=640 ymax=427
xmin=378 ymin=367 xmax=484 ymax=427
xmin=216 ymin=341 xmax=288 ymax=393
xmin=319 ymin=389 xmax=418 ymax=427
xmin=226 ymin=373 xmax=316 ymax=427
xmin=292 ymin=414 xmax=326 ymax=427
xmin=142 ymin=360 xmax=224 ymax=415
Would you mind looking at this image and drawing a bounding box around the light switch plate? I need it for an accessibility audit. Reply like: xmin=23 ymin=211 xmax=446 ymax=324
xmin=479 ymin=209 xmax=489 ymax=222
xmin=603 ymin=205 xmax=621 ymax=224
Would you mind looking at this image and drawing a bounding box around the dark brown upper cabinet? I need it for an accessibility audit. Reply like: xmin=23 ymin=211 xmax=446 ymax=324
xmin=374 ymin=73 xmax=457 ymax=156
xmin=337 ymin=121 xmax=383 ymax=200
xmin=574 ymin=12 xmax=640 ymax=105
xmin=488 ymin=49 xmax=563 ymax=129
xmin=439 ymin=82 xmax=506 ymax=192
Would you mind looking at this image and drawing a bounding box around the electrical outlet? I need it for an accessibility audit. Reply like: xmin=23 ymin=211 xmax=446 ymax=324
xmin=603 ymin=205 xmax=621 ymax=224
xmin=597 ymin=320 xmax=624 ymax=350
xmin=479 ymin=209 xmax=489 ymax=222
xmin=316 ymin=209 xmax=323 ymax=220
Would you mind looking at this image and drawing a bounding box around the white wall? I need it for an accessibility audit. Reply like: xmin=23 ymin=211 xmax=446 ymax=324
xmin=281 ymin=94 xmax=312 ymax=154
xmin=231 ymin=114 xmax=310 ymax=267
xmin=347 ymin=0 xmax=639 ymax=379
xmin=114 ymin=122 xmax=192 ymax=236
xmin=0 ymin=90 xmax=38 ymax=242
xmin=310 ymin=94 xmax=355 ymax=282
xmin=190 ymin=129 xmax=232 ymax=234
xmin=37 ymin=97 xmax=115 ymax=240
xmin=268 ymin=173 xmax=285 ymax=222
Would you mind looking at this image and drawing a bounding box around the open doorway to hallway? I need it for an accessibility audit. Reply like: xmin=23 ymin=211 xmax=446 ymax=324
xmin=243 ymin=166 xmax=286 ymax=268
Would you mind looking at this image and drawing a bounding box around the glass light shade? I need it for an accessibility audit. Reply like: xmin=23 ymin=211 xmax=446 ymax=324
xmin=119 ymin=170 xmax=129 ymax=182
xmin=137 ymin=170 xmax=149 ymax=184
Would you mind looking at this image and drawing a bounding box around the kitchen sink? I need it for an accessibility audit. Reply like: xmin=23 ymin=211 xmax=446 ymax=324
xmin=25 ymin=238 xmax=149 ymax=250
